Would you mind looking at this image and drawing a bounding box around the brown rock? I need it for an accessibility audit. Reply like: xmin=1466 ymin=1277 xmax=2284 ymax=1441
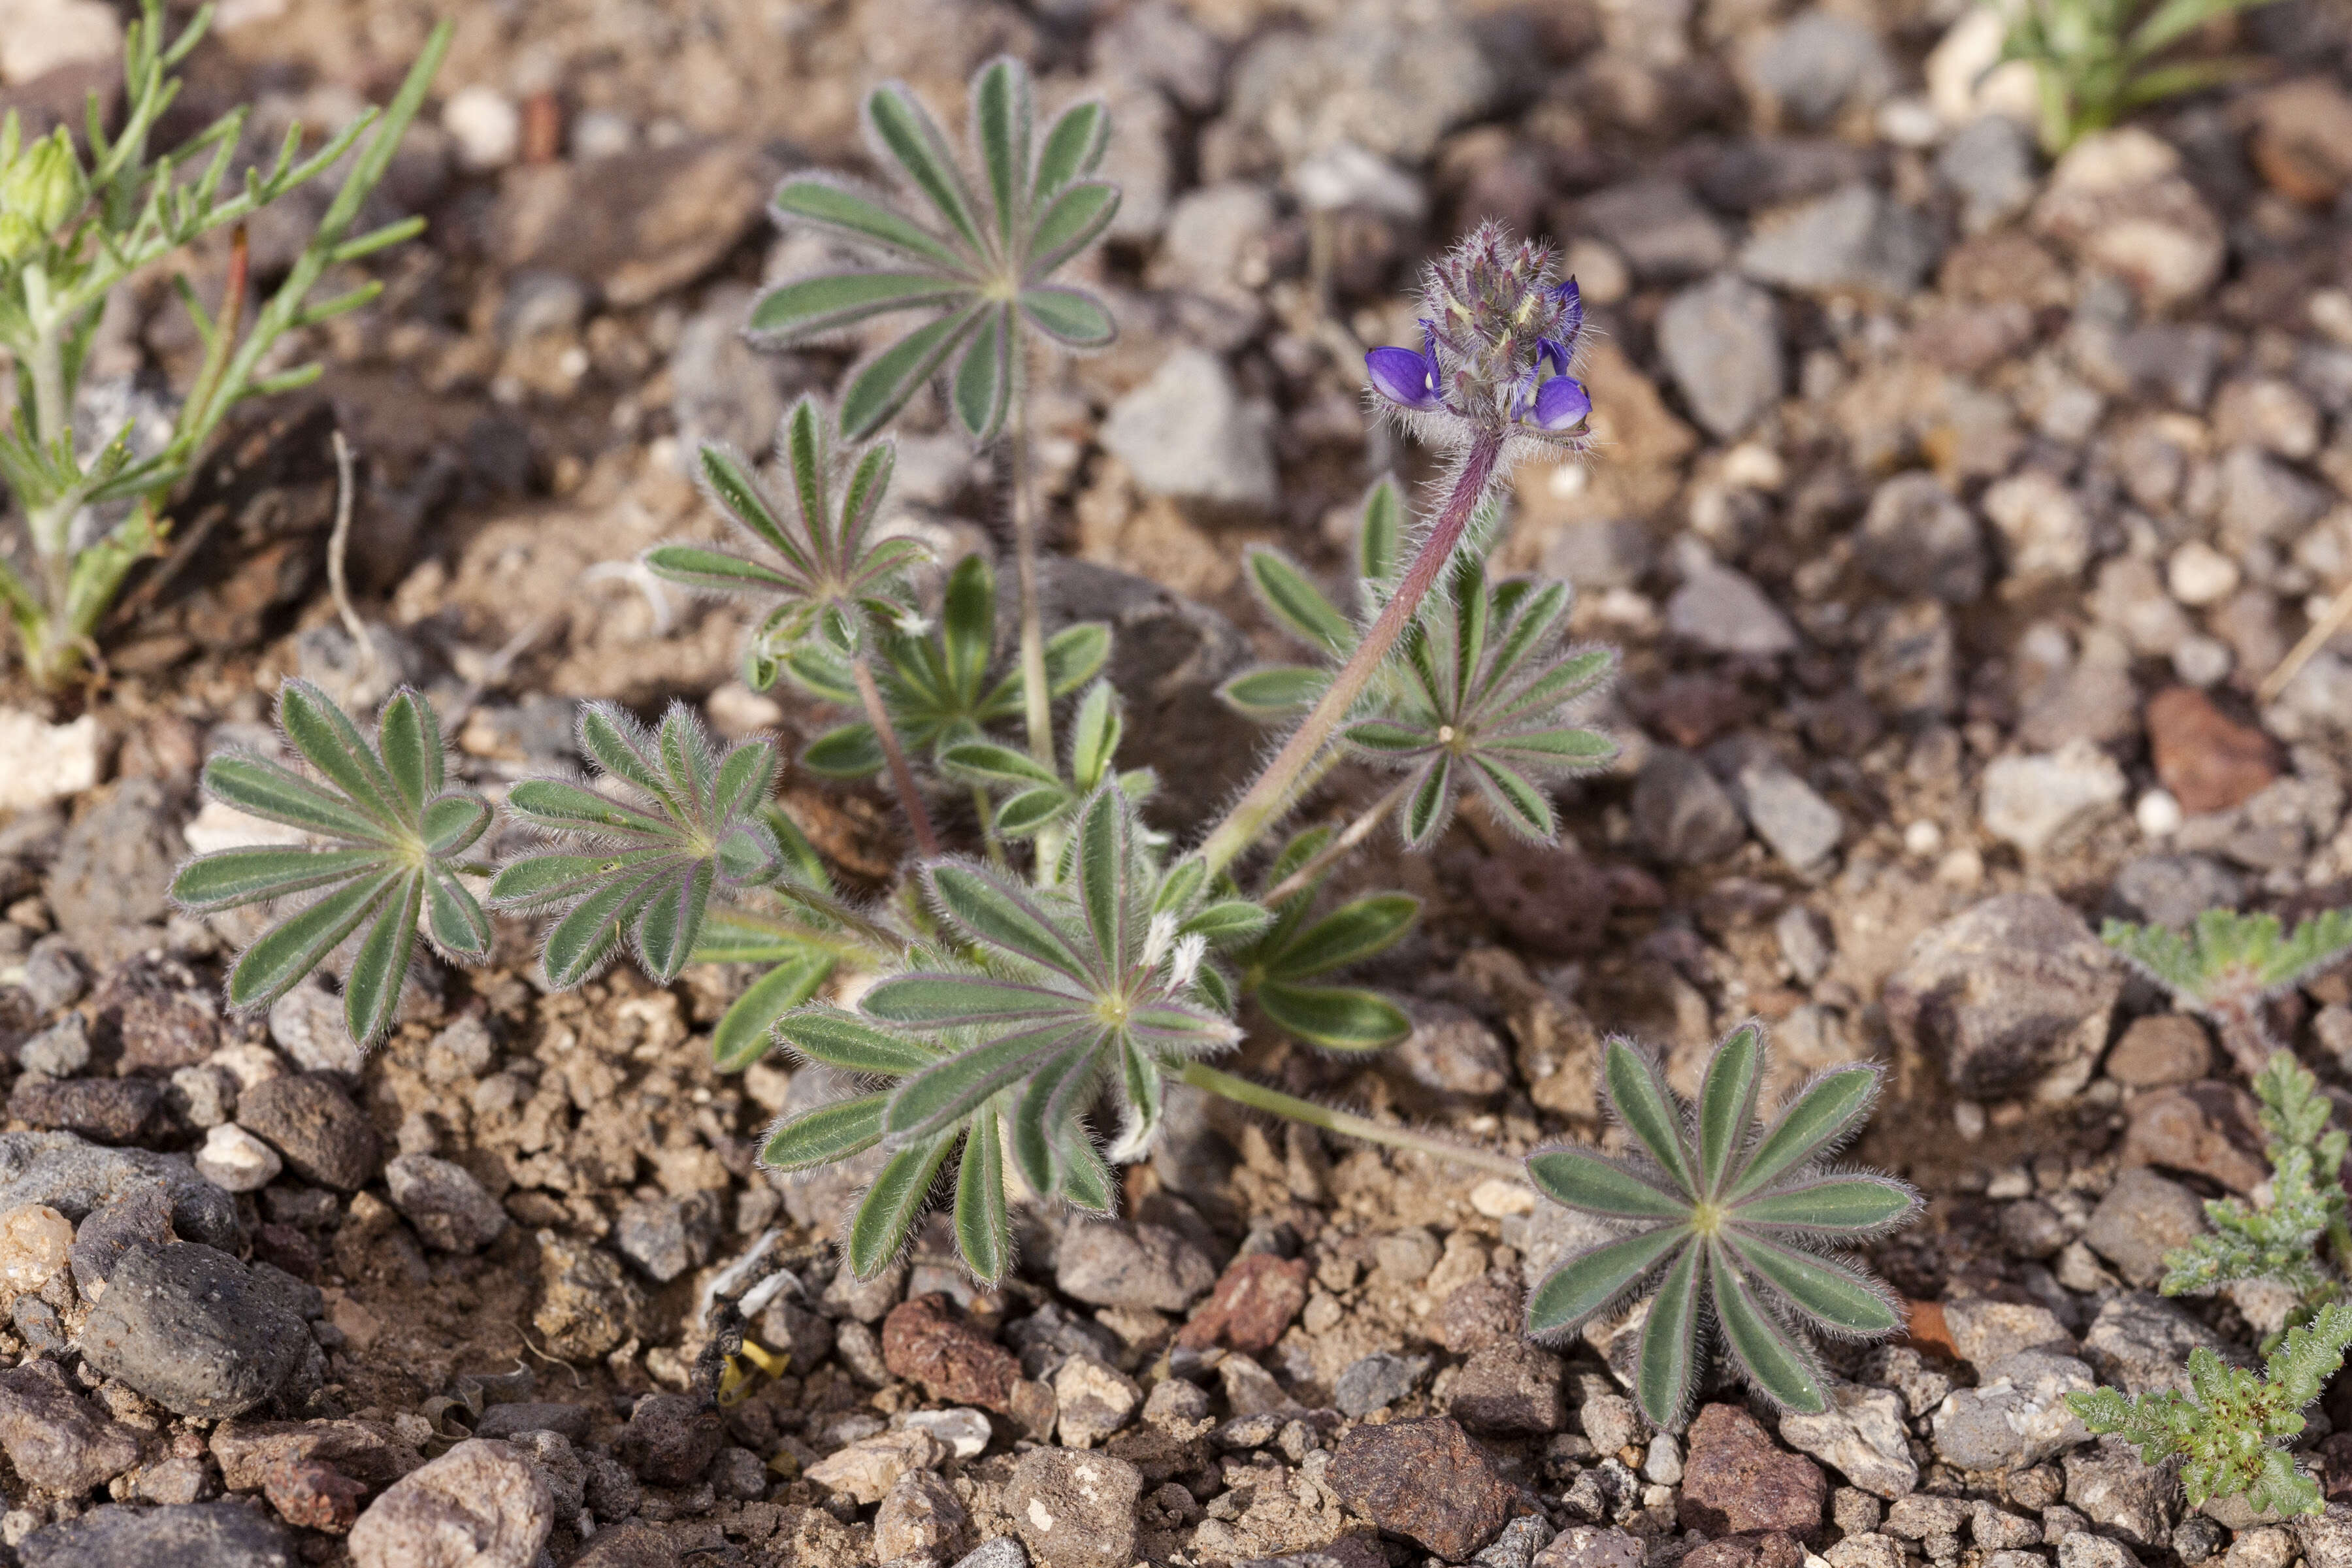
xmin=2251 ymin=79 xmax=2352 ymax=206
xmin=212 ymin=1418 xmax=423 ymax=1492
xmin=7 ymin=1077 xmax=161 ymax=1145
xmin=2147 ymin=687 xmax=2277 ymax=816
xmin=873 ymin=1468 xmax=967 ymax=1565
xmin=0 ymin=1357 xmax=140 ymax=1493
xmin=2119 ymin=1080 xmax=2268 ymax=1194
xmin=1908 ymin=302 xmax=2034 ymax=377
xmin=882 ymin=1293 xmax=1022 ymax=1414
xmin=1437 ymin=1271 xmax=1525 ymax=1354
xmin=1331 ymin=1415 xmax=1519 ymax=1560
xmin=1680 ymin=1403 xmax=1828 ymax=1541
xmin=2104 ymin=1015 xmax=2212 ymax=1087
xmin=1175 ymin=1252 xmax=1309 ymax=1354
xmin=238 ymin=1074 xmax=381 ymax=1190
xmin=615 ymin=1393 xmax=721 ymax=1488
xmin=92 ymin=959 xmax=221 ymax=1071
xmin=1007 ymin=1447 xmax=1143 ymax=1568
xmin=1882 ymin=892 xmax=2123 ymax=1103
xmin=1473 ymin=847 xmax=1615 ymax=958
xmin=2031 ymin=128 xmax=2225 ymax=310
xmin=1684 ymin=1535 xmax=1807 ymax=1568
xmin=493 ymin=140 xmax=776 ymax=308
xmin=262 ymin=1452 xmax=368 ymax=1533
xmin=1446 ymin=1338 xmax=1567 ymax=1435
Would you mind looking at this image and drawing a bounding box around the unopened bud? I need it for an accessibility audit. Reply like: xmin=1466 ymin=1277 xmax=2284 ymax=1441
xmin=0 ymin=128 xmax=80 ymax=263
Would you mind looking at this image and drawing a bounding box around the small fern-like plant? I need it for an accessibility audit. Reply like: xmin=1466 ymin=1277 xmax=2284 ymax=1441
xmin=2068 ymin=1302 xmax=2352 ymax=1518
xmin=2104 ymin=907 xmax=2352 ymax=1077
xmin=1524 ymin=1023 xmax=1919 ymax=1428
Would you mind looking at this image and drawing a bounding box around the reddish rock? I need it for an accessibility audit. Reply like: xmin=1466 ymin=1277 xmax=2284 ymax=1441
xmin=2251 ymin=79 xmax=2352 ymax=205
xmin=2104 ymin=1015 xmax=2212 ymax=1087
xmin=1176 ymin=1252 xmax=1310 ymax=1354
xmin=262 ymin=1452 xmax=367 ymax=1533
xmin=92 ymin=959 xmax=222 ymax=1071
xmin=1473 ymin=848 xmax=1615 ymax=958
xmin=1680 ymin=1403 xmax=1827 ymax=1541
xmin=2119 ymin=1080 xmax=2267 ymax=1194
xmin=1437 ymin=1271 xmax=1525 ymax=1354
xmin=211 ymin=1418 xmax=424 ymax=1492
xmin=882 ymin=1293 xmax=1022 ymax=1414
xmin=1331 ymin=1415 xmax=1519 ymax=1560
xmin=1446 ymin=1339 xmax=1567 ymax=1435
xmin=2147 ymin=687 xmax=2277 ymax=816
xmin=1643 ymin=674 xmax=1749 ymax=749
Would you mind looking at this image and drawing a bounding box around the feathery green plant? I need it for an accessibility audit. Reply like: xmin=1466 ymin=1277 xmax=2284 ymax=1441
xmin=1525 ymin=1024 xmax=1919 ymax=1428
xmin=1995 ymin=0 xmax=2272 ymax=155
xmin=2104 ymin=906 xmax=2352 ymax=1076
xmin=170 ymin=681 xmax=492 ymax=1047
xmin=0 ymin=3 xmax=448 ymax=688
xmin=2069 ymin=1302 xmax=2352 ymax=1518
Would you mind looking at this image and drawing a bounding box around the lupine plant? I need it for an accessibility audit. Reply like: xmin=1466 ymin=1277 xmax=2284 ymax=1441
xmin=0 ymin=3 xmax=449 ymax=687
xmin=169 ymin=58 xmax=1934 ymax=1427
xmin=1524 ymin=1024 xmax=1919 ymax=1426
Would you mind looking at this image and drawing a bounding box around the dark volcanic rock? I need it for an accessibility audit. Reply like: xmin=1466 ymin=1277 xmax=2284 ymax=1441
xmin=0 ymin=1356 xmax=142 ymax=1493
xmin=0 ymin=1132 xmax=238 ymax=1249
xmin=70 ymin=1179 xmax=174 ymax=1294
xmin=1446 ymin=1339 xmax=1568 ymax=1435
xmin=1883 ymin=892 xmax=2122 ymax=1102
xmin=616 ymin=1394 xmax=723 ymax=1488
xmin=237 ymin=1074 xmax=381 ymax=1191
xmin=18 ymin=1502 xmax=293 ymax=1567
xmin=1332 ymin=1414 xmax=1519 ymax=1560
xmin=80 ymin=1242 xmax=308 ymax=1418
xmin=7 ymin=1077 xmax=163 ymax=1145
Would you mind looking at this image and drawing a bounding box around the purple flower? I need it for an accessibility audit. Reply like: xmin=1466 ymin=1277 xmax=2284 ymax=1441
xmin=1552 ymin=277 xmax=1582 ymax=349
xmin=1531 ymin=374 xmax=1591 ymax=433
xmin=1365 ymin=321 xmax=1445 ymax=412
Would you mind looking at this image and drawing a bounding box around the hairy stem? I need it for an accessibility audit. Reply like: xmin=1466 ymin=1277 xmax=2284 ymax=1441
xmin=2210 ymin=994 xmax=2279 ymax=1081
xmin=696 ymin=904 xmax=886 ymax=965
xmin=1262 ymin=776 xmax=1413 ymax=906
xmin=851 ymin=649 xmax=941 ymax=858
xmin=972 ymin=783 xmax=1008 ymax=870
xmin=1178 ymin=1061 xmax=1525 ymax=1181
xmin=1009 ymin=343 xmax=1052 ymax=768
xmin=1198 ymin=432 xmax=1505 ymax=875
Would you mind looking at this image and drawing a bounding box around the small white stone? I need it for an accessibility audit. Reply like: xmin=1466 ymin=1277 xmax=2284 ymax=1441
xmin=1874 ymin=95 xmax=1942 ymax=148
xmin=2172 ymin=634 xmax=2233 ymax=689
xmin=196 ymin=1123 xmax=283 ymax=1193
xmin=1980 ymin=741 xmax=2127 ymax=855
xmin=2136 ymin=789 xmax=2183 ymax=838
xmin=1903 ymin=820 xmax=1943 ymax=857
xmin=897 ymin=1407 xmax=990 ymax=1460
xmin=442 ymin=84 xmax=521 ymax=171
xmin=0 ymin=0 xmax=121 ymax=86
xmin=1642 ymin=1433 xmax=1684 ymax=1485
xmin=2166 ymin=540 xmax=2240 ymax=607
xmin=0 ymin=712 xmax=99 ymax=814
xmin=1469 ymin=1179 xmax=1535 ymax=1218
xmin=1953 ymin=1101 xmax=1987 ymax=1140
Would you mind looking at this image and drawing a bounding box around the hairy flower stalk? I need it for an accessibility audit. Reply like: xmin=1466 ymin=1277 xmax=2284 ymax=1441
xmin=1198 ymin=225 xmax=1591 ymax=876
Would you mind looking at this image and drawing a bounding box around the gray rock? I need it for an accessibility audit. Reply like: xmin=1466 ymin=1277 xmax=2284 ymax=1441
xmin=0 ymin=1356 xmax=142 ymax=1493
xmin=2294 ymin=1503 xmax=2352 ymax=1568
xmin=1224 ymin=0 xmax=1495 ymax=166
xmin=1779 ymin=1379 xmax=1918 ymax=1499
xmin=1099 ymin=349 xmax=1277 ymax=512
xmin=1882 ymin=893 xmax=2122 ymax=1102
xmin=670 ymin=282 xmax=795 ymax=461
xmin=18 ymin=1015 xmax=90 ymax=1078
xmin=956 ymin=1541 xmax=1032 ymax=1568
xmin=1980 ymin=745 xmax=2128 ymax=856
xmin=1446 ymin=1339 xmax=1566 ymax=1434
xmin=1576 ymin=181 xmax=1730 ymax=282
xmin=1097 ymin=1 xmax=1225 ymax=114
xmin=1533 ymin=1526 xmax=1646 ymax=1568
xmin=1928 ymin=1349 xmax=2095 ymax=1471
xmin=1657 ymin=272 xmax=1784 ymax=439
xmin=1477 ymin=1514 xmax=1560 ymax=1568
xmin=18 ymin=1503 xmax=293 ymax=1567
xmin=1005 ymin=1299 xmax=1124 ymax=1381
xmin=43 ymin=778 xmax=178 ymax=964
xmin=1740 ymin=185 xmax=1936 ymax=297
xmin=1337 ymin=1350 xmax=1431 ymax=1416
xmin=2057 ymin=1535 xmax=2141 ymax=1568
xmin=267 ymin=977 xmax=363 ymax=1077
xmin=611 ymin=1192 xmax=717 ymax=1282
xmin=474 ymin=1401 xmax=592 ymax=1441
xmin=2082 ymin=1169 xmax=2208 ymax=1288
xmin=618 ymin=1392 xmax=722 ymax=1487
xmin=874 ymin=1467 xmax=965 ymax=1562
xmin=1707 ymin=736 xmax=1842 ymax=871
xmin=384 ymin=1154 xmax=508 ymax=1253
xmin=1056 ymin=1215 xmax=1217 ymax=1312
xmin=2066 ymin=1437 xmax=2175 ymax=1548
xmin=19 ymin=938 xmax=86 ymax=1015
xmin=2081 ymin=1292 xmax=2246 ymax=1396
xmin=1666 ymin=560 xmax=1800 ymax=657
xmin=1007 ymin=1447 xmax=1143 ymax=1568
xmin=1860 ymin=600 xmax=1960 ymax=718
xmin=1393 ymin=1000 xmax=1511 ymax=1100
xmin=2219 ymin=445 xmax=2330 ymax=546
xmin=1750 ymin=10 xmax=1893 ymax=125
xmin=1942 ymin=1297 xmax=2073 ymax=1371
xmin=80 ymin=1242 xmax=308 ymax=1418
xmin=69 ymin=1179 xmax=174 ymax=1294
xmin=2176 ymin=1517 xmax=2228 ymax=1564
xmin=1859 ymin=473 xmax=1985 ymax=604
xmin=348 ymin=1438 xmax=553 ymax=1568
xmin=1150 ymin=182 xmax=1274 ymax=348
xmin=1938 ymin=117 xmax=2038 ymax=235
xmin=1776 ymin=905 xmax=1834 ymax=985
xmin=1633 ymin=749 xmax=1748 ymax=864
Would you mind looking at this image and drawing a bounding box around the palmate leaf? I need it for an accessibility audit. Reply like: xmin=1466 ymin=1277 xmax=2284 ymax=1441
xmin=1230 ymin=825 xmax=1418 ymax=1051
xmin=1525 ymin=1022 xmax=1918 ymax=1429
xmin=490 ymin=702 xmax=785 ymax=988
xmin=755 ymin=56 xmax=1119 ymax=441
xmin=171 ymin=682 xmax=494 ymax=1049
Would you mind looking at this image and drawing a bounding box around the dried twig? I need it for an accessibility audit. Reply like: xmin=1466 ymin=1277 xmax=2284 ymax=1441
xmin=2259 ymin=579 xmax=2352 ymax=706
xmin=325 ymin=429 xmax=377 ymax=702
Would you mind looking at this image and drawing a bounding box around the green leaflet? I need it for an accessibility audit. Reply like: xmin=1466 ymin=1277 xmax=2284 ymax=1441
xmin=763 ymin=1094 xmax=888 ymax=1171
xmin=1525 ymin=1224 xmax=1688 ymax=1333
xmin=848 ymin=1130 xmax=956 ymax=1279
xmin=1254 ymin=982 xmax=1409 ymax=1051
xmin=710 ymin=952 xmax=836 ymax=1073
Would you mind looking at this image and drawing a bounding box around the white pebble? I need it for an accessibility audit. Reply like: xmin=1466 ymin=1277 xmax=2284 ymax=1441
xmin=2136 ymin=789 xmax=2183 ymax=838
xmin=1953 ymin=1100 xmax=1987 ymax=1140
xmin=442 ymin=85 xmax=521 ymax=171
xmin=0 ymin=1205 xmax=73 ymax=1292
xmin=1469 ymin=1179 xmax=1535 ymax=1218
xmin=0 ymin=711 xmax=99 ymax=814
xmin=1902 ymin=820 xmax=1943 ymax=857
xmin=898 ymin=1407 xmax=991 ymax=1460
xmin=196 ymin=1124 xmax=283 ymax=1193
xmin=1642 ymin=1433 xmax=1684 ymax=1485
xmin=2172 ymin=634 xmax=2233 ymax=689
xmin=2167 ymin=540 xmax=2240 ymax=607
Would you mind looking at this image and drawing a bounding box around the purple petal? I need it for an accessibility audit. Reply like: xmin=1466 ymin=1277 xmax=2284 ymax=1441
xmin=1531 ymin=375 xmax=1592 ymax=433
xmin=1553 ymin=277 xmax=1583 ymax=348
xmin=1366 ymin=346 xmax=1441 ymax=410
xmin=1537 ymin=336 xmax=1571 ymax=376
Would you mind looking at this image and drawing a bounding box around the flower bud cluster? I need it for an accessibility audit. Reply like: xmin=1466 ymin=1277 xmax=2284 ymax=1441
xmin=1364 ymin=221 xmax=1591 ymax=452
xmin=0 ymin=118 xmax=81 ymax=266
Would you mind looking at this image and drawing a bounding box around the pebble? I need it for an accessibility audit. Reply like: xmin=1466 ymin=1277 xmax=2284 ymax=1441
xmin=1941 ymin=1298 xmax=2072 ymax=1370
xmin=1446 ymin=1339 xmax=1567 ymax=1435
xmin=1936 ymin=115 xmax=2037 ymax=233
xmin=348 ymin=1439 xmax=552 ymax=1568
xmin=1535 ymin=1526 xmax=1647 ymax=1568
xmin=69 ymin=1181 xmax=172 ymax=1295
xmin=1007 ymin=1447 xmax=1144 ymax=1568
xmin=2083 ymin=1168 xmax=2210 ymax=1288
xmin=2166 ymin=542 xmax=2241 ymax=607
xmin=237 ymin=1074 xmax=380 ymax=1192
xmin=1226 ymin=0 xmax=1495 ymax=167
xmin=0 ymin=1203 xmax=75 ymax=1294
xmin=474 ymin=1401 xmax=591 ymax=1441
xmin=16 ymin=1017 xmax=88 ymax=1079
xmin=16 ymin=1502 xmax=294 ymax=1568
xmin=195 ymin=1124 xmax=282 ymax=1193
xmin=611 ymin=1194 xmax=713 ymax=1282
xmin=1633 ymin=749 xmax=1748 ymax=864
xmin=1580 ymin=1388 xmax=1643 ymax=1454
xmin=616 ymin=1392 xmax=721 ymax=1486
xmin=1777 ymin=1380 xmax=1918 ymax=1500
xmin=2295 ymin=1506 xmax=2352 ymax=1568
xmin=531 ymin=1230 xmax=640 ymax=1360
xmin=2081 ymin=1290 xmax=2244 ymax=1396
xmin=1884 ymin=892 xmax=2122 ymax=1102
xmin=2031 ymin=128 xmax=2223 ymax=309
xmin=18 ymin=940 xmax=86 ymax=1015
xmin=2119 ymin=1081 xmax=2266 ymax=1192
xmin=497 ymin=139 xmax=773 ymax=307
xmin=1707 ymin=736 xmax=1843 ymax=872
xmin=80 ymin=1242 xmax=308 ymax=1418
xmin=1331 ymin=1415 xmax=1518 ymax=1561
xmin=956 ymin=1541 xmax=1033 ymax=1568
xmin=2106 ymin=853 xmax=2244 ymax=929
xmin=1437 ymin=1272 xmax=1523 ymax=1354
xmin=1054 ymin=1217 xmax=1217 ymax=1313
xmin=1479 ymin=1514 xmax=1563 ymax=1568
xmin=0 ymin=1356 xmax=140 ymax=1492
xmin=1681 ymin=1402 xmax=1828 ymax=1539
xmin=1980 ymin=742 xmax=2128 ymax=856
xmin=383 ymin=1153 xmax=507 ymax=1252
xmin=44 ymin=778 xmax=178 ymax=959
xmin=266 ymin=979 xmax=362 ymax=1077
xmin=1052 ymin=1354 xmax=1141 ymax=1448
xmin=1739 ymin=185 xmax=1936 ymax=298
xmin=168 ymin=1064 xmax=236 ymax=1130
xmin=884 ymin=1293 xmax=1024 ymax=1414
xmin=2146 ymin=687 xmax=2277 ymax=816
xmin=1576 ymin=180 xmax=1730 ymax=282
xmin=95 ymin=962 xmax=222 ymax=1075
xmin=1750 ymin=10 xmax=1891 ymax=125
xmin=1858 ymin=472 xmax=1985 ymax=604
xmin=1098 ymin=349 xmax=1277 ymax=513
xmin=875 ymin=1468 xmax=968 ymax=1565
xmin=1175 ymin=1252 xmax=1309 ymax=1354
xmin=2250 ymin=78 xmax=2352 ymax=204
xmin=1667 ymin=559 xmax=1801 ymax=657
xmin=2136 ymin=790 xmax=2185 ymax=837
xmin=1473 ymin=845 xmax=1616 ymax=958
xmin=1656 ymin=273 xmax=1784 ymax=440
xmin=1392 ymin=1001 xmax=1512 ymax=1100
xmin=2065 ymin=1441 xmax=2175 ymax=1548
xmin=0 ymin=713 xmax=100 ymax=815
xmin=804 ymin=1428 xmax=947 ymax=1505
xmin=1928 ymin=1349 xmax=2095 ymax=1469
xmin=442 ymin=84 xmax=521 ymax=171
xmin=2059 ymin=1533 xmax=2144 ymax=1568
xmin=7 ymin=1075 xmax=162 ymax=1145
